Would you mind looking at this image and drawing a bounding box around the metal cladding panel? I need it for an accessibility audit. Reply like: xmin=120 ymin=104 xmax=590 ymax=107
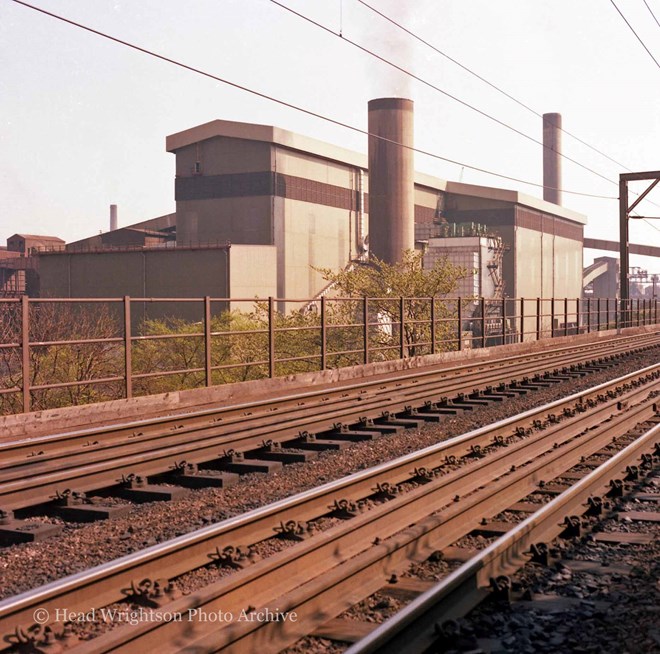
xmin=543 ymin=113 xmax=562 ymax=205
xmin=368 ymin=98 xmax=415 ymax=264
xmin=176 ymin=196 xmax=273 ymax=246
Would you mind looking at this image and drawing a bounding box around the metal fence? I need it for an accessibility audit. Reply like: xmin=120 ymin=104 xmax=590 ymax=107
xmin=0 ymin=295 xmax=657 ymax=415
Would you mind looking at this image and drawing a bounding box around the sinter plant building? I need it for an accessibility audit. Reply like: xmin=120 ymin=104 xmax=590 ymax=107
xmin=4 ymin=100 xmax=587 ymax=333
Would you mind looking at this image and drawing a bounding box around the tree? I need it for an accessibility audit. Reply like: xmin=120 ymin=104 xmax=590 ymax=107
xmin=0 ymin=251 xmax=471 ymax=414
xmin=0 ymin=302 xmax=123 ymax=414
xmin=315 ymin=250 xmax=470 ymax=359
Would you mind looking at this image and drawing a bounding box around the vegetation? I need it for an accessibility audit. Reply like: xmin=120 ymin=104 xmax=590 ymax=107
xmin=0 ymin=251 xmax=469 ymax=414
xmin=0 ymin=302 xmax=123 ymax=413
xmin=316 ymin=250 xmax=469 ymax=360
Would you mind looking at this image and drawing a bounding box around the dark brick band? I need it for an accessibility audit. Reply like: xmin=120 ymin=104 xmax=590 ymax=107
xmin=175 ymin=171 xmax=360 ymax=211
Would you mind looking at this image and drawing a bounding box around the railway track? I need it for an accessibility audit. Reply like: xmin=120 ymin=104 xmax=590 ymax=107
xmin=1 ymin=332 xmax=659 ymax=518
xmin=1 ymin=360 xmax=658 ymax=653
xmin=345 ymin=423 xmax=659 ymax=654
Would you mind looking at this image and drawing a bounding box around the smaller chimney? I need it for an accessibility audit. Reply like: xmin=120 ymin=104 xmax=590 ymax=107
xmin=542 ymin=113 xmax=562 ymax=205
xmin=110 ymin=204 xmax=118 ymax=231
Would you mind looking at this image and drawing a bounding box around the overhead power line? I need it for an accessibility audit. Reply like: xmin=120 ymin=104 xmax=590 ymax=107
xmin=355 ymin=0 xmax=635 ymax=174
xmin=269 ymin=0 xmax=620 ymax=190
xmin=277 ymin=0 xmax=660 ymax=219
xmin=352 ymin=0 xmax=660 ymax=223
xmin=610 ymin=0 xmax=660 ymax=69
xmin=7 ymin=0 xmax=617 ymax=200
xmin=643 ymin=0 xmax=660 ymax=28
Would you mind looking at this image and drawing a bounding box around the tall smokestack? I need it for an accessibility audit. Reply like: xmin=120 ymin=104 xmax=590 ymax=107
xmin=542 ymin=113 xmax=562 ymax=205
xmin=110 ymin=204 xmax=118 ymax=231
xmin=368 ymin=98 xmax=415 ymax=264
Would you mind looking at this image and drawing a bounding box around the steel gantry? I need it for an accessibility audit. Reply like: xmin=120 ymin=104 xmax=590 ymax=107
xmin=619 ymin=171 xmax=660 ymax=321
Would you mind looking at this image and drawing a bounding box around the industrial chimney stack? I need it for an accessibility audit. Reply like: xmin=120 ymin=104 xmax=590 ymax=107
xmin=367 ymin=98 xmax=415 ymax=264
xmin=110 ymin=204 xmax=118 ymax=231
xmin=542 ymin=113 xmax=562 ymax=205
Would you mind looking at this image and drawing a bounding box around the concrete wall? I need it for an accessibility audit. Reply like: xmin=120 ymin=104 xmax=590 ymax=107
xmin=4 ymin=322 xmax=654 ymax=440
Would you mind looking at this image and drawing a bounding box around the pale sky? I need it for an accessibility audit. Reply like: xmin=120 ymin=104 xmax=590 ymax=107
xmin=1 ymin=0 xmax=659 ymax=272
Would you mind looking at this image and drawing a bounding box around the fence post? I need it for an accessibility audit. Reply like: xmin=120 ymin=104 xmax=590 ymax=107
xmin=637 ymin=299 xmax=640 ymax=327
xmin=630 ymin=299 xmax=633 ymax=328
xmin=615 ymin=298 xmax=619 ymax=331
xmin=501 ymin=297 xmax=507 ymax=345
xmin=124 ymin=296 xmax=132 ymax=399
xmin=564 ymin=298 xmax=568 ymax=337
xmin=21 ymin=295 xmax=30 ymax=413
xmin=363 ymin=296 xmax=369 ymax=365
xmin=400 ymin=296 xmax=405 ymax=358
xmin=268 ymin=297 xmax=275 ymax=378
xmin=536 ymin=297 xmax=541 ymax=341
xmin=587 ymin=297 xmax=591 ymax=333
xmin=575 ymin=298 xmax=580 ymax=334
xmin=597 ymin=297 xmax=601 ymax=331
xmin=520 ymin=298 xmax=524 ymax=343
xmin=204 ymin=296 xmax=212 ymax=387
xmin=481 ymin=297 xmax=486 ymax=348
xmin=320 ymin=296 xmax=327 ymax=371
xmin=605 ymin=298 xmax=609 ymax=329
xmin=551 ymin=300 xmax=555 ymax=338
xmin=457 ymin=297 xmax=463 ymax=351
xmin=430 ymin=297 xmax=436 ymax=354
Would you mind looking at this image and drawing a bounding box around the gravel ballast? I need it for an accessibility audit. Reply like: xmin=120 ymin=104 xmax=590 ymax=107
xmin=0 ymin=349 xmax=657 ymax=606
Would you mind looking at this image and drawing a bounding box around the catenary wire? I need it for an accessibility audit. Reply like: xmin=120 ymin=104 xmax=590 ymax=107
xmin=355 ymin=0 xmax=636 ymax=174
xmin=354 ymin=0 xmax=660 ymax=225
xmin=643 ymin=0 xmax=660 ymax=28
xmin=269 ymin=0 xmax=621 ymax=189
xmin=8 ymin=0 xmax=615 ymax=199
xmin=273 ymin=0 xmax=660 ymax=220
xmin=610 ymin=0 xmax=660 ymax=69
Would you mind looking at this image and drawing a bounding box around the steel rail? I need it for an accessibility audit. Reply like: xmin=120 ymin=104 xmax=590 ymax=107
xmin=1 ymin=334 xmax=656 ymax=483
xmin=347 ymin=422 xmax=660 ymax=654
xmin=0 ymin=369 xmax=657 ymax=642
xmin=84 ymin=395 xmax=659 ymax=653
xmin=2 ymin=331 xmax=656 ymax=457
xmin=0 ymin=343 xmax=658 ymax=512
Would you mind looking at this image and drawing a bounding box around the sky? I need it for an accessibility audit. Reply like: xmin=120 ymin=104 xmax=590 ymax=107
xmin=1 ymin=0 xmax=659 ymax=273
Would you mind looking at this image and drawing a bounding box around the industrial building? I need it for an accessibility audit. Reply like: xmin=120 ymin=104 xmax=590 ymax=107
xmin=30 ymin=100 xmax=586 ymax=328
xmin=0 ymin=234 xmax=64 ymax=296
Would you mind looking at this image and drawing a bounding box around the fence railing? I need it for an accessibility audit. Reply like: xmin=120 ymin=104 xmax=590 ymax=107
xmin=0 ymin=295 xmax=657 ymax=415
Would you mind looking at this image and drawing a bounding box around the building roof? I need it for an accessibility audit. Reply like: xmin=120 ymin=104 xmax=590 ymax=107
xmin=106 ymin=227 xmax=170 ymax=238
xmin=166 ymin=119 xmax=369 ymax=168
xmin=10 ymin=234 xmax=65 ymax=242
xmin=438 ymin=178 xmax=587 ymax=225
xmin=167 ymin=119 xmax=587 ymax=226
